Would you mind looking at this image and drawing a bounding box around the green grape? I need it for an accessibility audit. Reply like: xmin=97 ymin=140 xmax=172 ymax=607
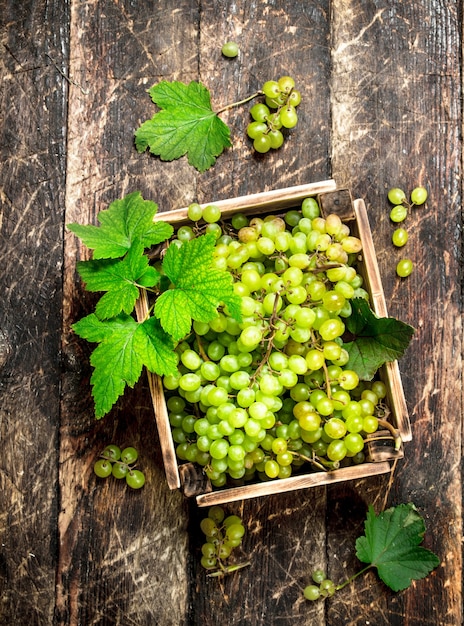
xmin=225 ymin=523 xmax=245 ymax=541
xmin=126 ymin=470 xmax=145 ymax=489
xmin=344 ymin=432 xmax=364 ymax=454
xmin=112 ymin=462 xmax=129 ymax=479
xmin=187 ymin=202 xmax=203 ymax=221
xmin=221 ymin=41 xmax=239 ymax=58
xmin=102 ymin=444 xmax=121 ymax=461
xmin=362 ymin=415 xmax=379 ymax=433
xmin=121 ymin=446 xmax=138 ymax=464
xmin=287 ymin=90 xmax=301 ymax=107
xmin=338 ymin=369 xmax=359 ymax=390
xmin=371 ymin=380 xmax=387 ymax=399
xmin=250 ymin=103 xmax=270 ymax=122
xmin=303 ymin=585 xmax=321 ymax=601
xmin=389 ymin=204 xmax=408 ymax=223
xmin=247 ymin=121 xmax=268 ymax=139
xmin=262 ymin=80 xmax=280 ymax=99
xmin=177 ymin=225 xmax=195 ymax=242
xmin=231 ymin=213 xmax=248 ymax=229
xmin=264 ymin=459 xmax=280 ymax=478
xmin=277 ymin=75 xmax=295 ymax=93
xmin=392 ymin=227 xmax=409 ymax=247
xmin=410 ymin=186 xmax=428 ymax=205
xmin=324 ymin=418 xmax=347 ymax=439
xmin=319 ymin=579 xmax=336 ymax=597
xmin=253 ymin=133 xmax=272 ymax=154
xmin=311 ymin=569 xmax=326 ymax=584
xmin=202 ymin=204 xmax=221 ymax=223
xmin=208 ymin=505 xmax=225 ymax=524
xmin=396 ymin=258 xmax=414 ymax=277
xmin=181 ymin=349 xmax=202 ymax=370
xmin=268 ymin=129 xmax=284 ymax=149
xmin=387 ymin=187 xmax=407 ymax=205
xmin=301 ymin=197 xmax=320 ymax=219
xmin=279 ymin=105 xmax=298 ymax=129
xmin=94 ymin=459 xmax=112 ymax=478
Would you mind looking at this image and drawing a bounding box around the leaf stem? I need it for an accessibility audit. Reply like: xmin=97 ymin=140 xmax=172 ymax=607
xmin=216 ymin=91 xmax=263 ymax=115
xmin=335 ymin=564 xmax=374 ymax=591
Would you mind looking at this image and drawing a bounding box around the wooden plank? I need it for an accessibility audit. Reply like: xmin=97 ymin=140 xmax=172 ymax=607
xmin=57 ymin=2 xmax=202 ymax=624
xmin=328 ymin=1 xmax=462 ymax=624
xmin=188 ymin=2 xmax=332 ymax=625
xmin=0 ymin=0 xmax=69 ymax=623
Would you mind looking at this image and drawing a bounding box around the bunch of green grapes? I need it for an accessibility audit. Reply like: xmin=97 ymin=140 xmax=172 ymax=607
xmin=246 ymin=76 xmax=301 ymax=153
xmin=93 ymin=444 xmax=145 ymax=489
xmin=161 ymin=196 xmax=393 ymax=490
xmin=387 ymin=185 xmax=428 ymax=278
xmin=199 ymin=505 xmax=249 ymax=576
xmin=303 ymin=569 xmax=336 ymax=601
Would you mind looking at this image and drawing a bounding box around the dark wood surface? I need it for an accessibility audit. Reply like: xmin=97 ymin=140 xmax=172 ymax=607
xmin=0 ymin=1 xmax=461 ymax=625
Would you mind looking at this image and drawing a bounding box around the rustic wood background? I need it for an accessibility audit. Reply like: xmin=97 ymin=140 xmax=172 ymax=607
xmin=0 ymin=1 xmax=461 ymax=625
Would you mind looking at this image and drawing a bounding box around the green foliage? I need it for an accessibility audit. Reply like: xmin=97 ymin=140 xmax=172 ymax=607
xmin=68 ymin=191 xmax=173 ymax=258
xmin=356 ymin=503 xmax=440 ymax=592
xmin=73 ymin=313 xmax=178 ymax=418
xmin=155 ymin=233 xmax=241 ymax=340
xmin=135 ymin=81 xmax=232 ymax=172
xmin=76 ymin=242 xmax=160 ymax=319
xmin=344 ymin=298 xmax=415 ymax=379
xmin=69 ymin=192 xmax=241 ymax=418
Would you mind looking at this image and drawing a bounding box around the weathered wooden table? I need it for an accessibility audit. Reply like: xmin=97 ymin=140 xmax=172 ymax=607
xmin=1 ymin=2 xmax=461 ymax=625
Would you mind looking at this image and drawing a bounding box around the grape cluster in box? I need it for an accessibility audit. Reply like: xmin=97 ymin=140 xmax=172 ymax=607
xmin=138 ymin=181 xmax=413 ymax=506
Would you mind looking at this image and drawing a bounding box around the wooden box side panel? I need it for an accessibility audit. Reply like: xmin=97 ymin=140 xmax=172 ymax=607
xmin=353 ymin=199 xmax=412 ymax=442
xmin=153 ymin=180 xmax=337 ymax=224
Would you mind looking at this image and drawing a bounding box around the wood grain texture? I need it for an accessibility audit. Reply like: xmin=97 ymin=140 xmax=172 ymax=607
xmin=58 ymin=1 xmax=200 ymax=624
xmin=0 ymin=0 xmax=68 ymax=623
xmin=0 ymin=0 xmax=462 ymax=624
xmin=328 ymin=1 xmax=462 ymax=624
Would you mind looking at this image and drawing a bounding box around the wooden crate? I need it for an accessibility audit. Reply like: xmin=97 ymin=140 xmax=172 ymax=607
xmin=136 ymin=180 xmax=411 ymax=506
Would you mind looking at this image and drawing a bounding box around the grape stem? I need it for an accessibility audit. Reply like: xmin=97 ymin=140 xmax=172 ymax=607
xmin=376 ymin=418 xmax=402 ymax=451
xmin=207 ymin=561 xmax=251 ymax=577
xmin=289 ymin=450 xmax=339 ymax=472
xmin=194 ymin=332 xmax=210 ymax=362
xmin=250 ymin=292 xmax=281 ymax=383
xmin=215 ymin=91 xmax=263 ymax=115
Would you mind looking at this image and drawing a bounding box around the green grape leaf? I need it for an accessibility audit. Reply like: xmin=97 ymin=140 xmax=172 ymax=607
xmin=343 ymin=298 xmax=415 ymax=380
xmin=72 ymin=313 xmax=177 ymax=418
xmin=154 ymin=233 xmax=242 ymax=340
xmin=134 ymin=81 xmax=232 ymax=172
xmin=67 ymin=191 xmax=173 ymax=259
xmin=76 ymin=242 xmax=161 ymax=319
xmin=356 ymin=504 xmax=440 ymax=592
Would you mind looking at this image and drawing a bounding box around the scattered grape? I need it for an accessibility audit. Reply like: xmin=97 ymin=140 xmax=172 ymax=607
xmin=386 ymin=184 xmax=428 ymax=277
xmin=247 ymin=75 xmax=302 ymax=153
xmin=389 ymin=205 xmax=408 ymax=223
xmin=396 ymin=258 xmax=414 ymax=278
xmin=410 ymin=186 xmax=428 ymax=205
xmin=199 ymin=506 xmax=249 ymax=577
xmin=93 ymin=459 xmax=112 ymax=478
xmin=392 ymin=227 xmax=408 ymax=247
xmin=126 ymin=469 xmax=146 ymax=489
xmin=93 ymin=444 xmax=145 ymax=489
xmin=221 ymin=42 xmax=239 ymax=58
xmin=387 ymin=187 xmax=407 ymax=205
